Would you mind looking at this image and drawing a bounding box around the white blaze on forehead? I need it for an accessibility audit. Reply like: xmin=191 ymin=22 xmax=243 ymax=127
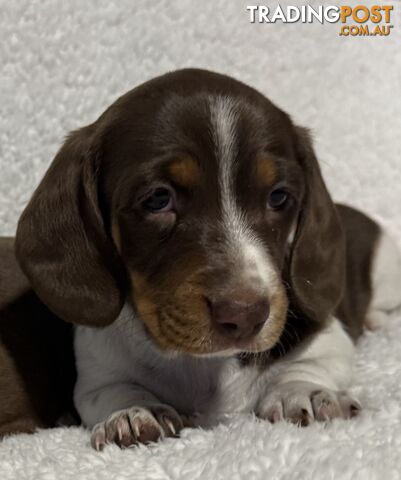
xmin=209 ymin=95 xmax=279 ymax=294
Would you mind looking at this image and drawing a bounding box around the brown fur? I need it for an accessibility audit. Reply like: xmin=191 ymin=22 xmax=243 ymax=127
xmin=335 ymin=204 xmax=381 ymax=339
xmin=0 ymin=238 xmax=77 ymax=438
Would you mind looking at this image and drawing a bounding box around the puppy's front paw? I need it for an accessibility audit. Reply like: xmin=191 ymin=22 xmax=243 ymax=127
xmin=258 ymin=381 xmax=361 ymax=426
xmin=91 ymin=404 xmax=184 ymax=450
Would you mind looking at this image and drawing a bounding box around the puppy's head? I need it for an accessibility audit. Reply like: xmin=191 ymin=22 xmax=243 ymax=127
xmin=16 ymin=69 xmax=345 ymax=356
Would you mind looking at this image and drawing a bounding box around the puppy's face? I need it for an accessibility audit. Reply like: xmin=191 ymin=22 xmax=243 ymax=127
xmin=102 ymin=90 xmax=304 ymax=355
xmin=16 ymin=69 xmax=345 ymax=357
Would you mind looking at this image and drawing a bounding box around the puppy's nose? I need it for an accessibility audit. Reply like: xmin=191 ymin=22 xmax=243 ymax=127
xmin=209 ymin=296 xmax=270 ymax=341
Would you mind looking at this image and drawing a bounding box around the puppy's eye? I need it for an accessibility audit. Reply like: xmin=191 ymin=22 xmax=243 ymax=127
xmin=268 ymin=189 xmax=289 ymax=210
xmin=142 ymin=188 xmax=174 ymax=213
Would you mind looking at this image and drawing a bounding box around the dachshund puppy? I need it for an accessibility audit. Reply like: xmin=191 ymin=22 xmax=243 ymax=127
xmin=9 ymin=69 xmax=401 ymax=449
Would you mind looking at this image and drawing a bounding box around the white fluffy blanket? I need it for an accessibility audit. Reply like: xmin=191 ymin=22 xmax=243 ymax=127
xmin=0 ymin=1 xmax=400 ymax=479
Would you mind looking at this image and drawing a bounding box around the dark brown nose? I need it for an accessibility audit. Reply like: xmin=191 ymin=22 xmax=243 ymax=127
xmin=208 ymin=296 xmax=270 ymax=341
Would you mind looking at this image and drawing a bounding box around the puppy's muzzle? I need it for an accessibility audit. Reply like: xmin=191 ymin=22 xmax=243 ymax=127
xmin=207 ymin=292 xmax=270 ymax=341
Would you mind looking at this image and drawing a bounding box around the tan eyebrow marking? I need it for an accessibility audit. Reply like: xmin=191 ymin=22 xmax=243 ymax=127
xmin=168 ymin=157 xmax=201 ymax=187
xmin=256 ymin=156 xmax=278 ymax=186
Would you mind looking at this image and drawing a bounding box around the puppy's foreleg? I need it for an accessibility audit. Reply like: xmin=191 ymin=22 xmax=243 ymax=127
xmin=257 ymin=319 xmax=361 ymax=425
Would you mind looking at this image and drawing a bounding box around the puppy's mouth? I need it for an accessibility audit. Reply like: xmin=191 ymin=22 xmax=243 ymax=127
xmin=134 ymin=289 xmax=288 ymax=356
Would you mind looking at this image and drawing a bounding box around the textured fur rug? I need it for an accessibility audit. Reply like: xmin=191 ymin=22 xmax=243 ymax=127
xmin=0 ymin=1 xmax=400 ymax=479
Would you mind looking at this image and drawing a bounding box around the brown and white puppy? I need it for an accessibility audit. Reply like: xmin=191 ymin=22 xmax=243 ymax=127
xmin=4 ymin=68 xmax=401 ymax=449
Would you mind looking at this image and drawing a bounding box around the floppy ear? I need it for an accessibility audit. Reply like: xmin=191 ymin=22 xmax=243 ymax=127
xmin=15 ymin=126 xmax=126 ymax=326
xmin=288 ymin=127 xmax=345 ymax=324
